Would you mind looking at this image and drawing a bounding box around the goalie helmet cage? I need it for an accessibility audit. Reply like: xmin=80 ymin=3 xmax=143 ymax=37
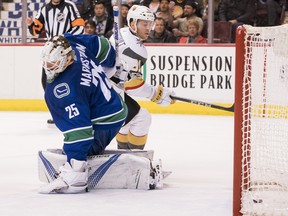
xmin=233 ymin=24 xmax=288 ymax=216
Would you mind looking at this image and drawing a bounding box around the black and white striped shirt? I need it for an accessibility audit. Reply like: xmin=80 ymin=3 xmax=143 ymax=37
xmin=29 ymin=0 xmax=84 ymax=39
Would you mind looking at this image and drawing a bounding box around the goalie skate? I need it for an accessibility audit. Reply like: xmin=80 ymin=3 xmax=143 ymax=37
xmin=39 ymin=159 xmax=88 ymax=194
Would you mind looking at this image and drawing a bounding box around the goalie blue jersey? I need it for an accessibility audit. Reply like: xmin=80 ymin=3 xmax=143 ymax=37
xmin=44 ymin=34 xmax=127 ymax=156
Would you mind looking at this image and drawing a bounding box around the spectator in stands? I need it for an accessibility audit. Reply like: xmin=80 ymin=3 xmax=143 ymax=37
xmin=92 ymin=0 xmax=113 ymax=38
xmin=80 ymin=0 xmax=113 ymax=21
xmin=84 ymin=19 xmax=96 ymax=34
xmin=218 ymin=0 xmax=256 ymax=43
xmin=168 ymin=0 xmax=199 ymax=40
xmin=169 ymin=0 xmax=202 ymax=17
xmin=103 ymin=1 xmax=113 ymax=19
xmin=194 ymin=0 xmax=203 ymax=16
xmin=202 ymin=0 xmax=220 ymax=21
xmin=179 ymin=16 xmax=207 ymax=43
xmin=170 ymin=0 xmax=185 ymax=18
xmin=118 ymin=0 xmax=139 ymax=7
xmin=265 ymin=0 xmax=282 ymax=26
xmin=140 ymin=0 xmax=152 ymax=7
xmin=149 ymin=0 xmax=161 ymax=13
xmin=79 ymin=0 xmax=95 ymax=20
xmin=156 ymin=0 xmax=174 ymax=30
xmin=171 ymin=0 xmax=187 ymax=10
xmin=121 ymin=4 xmax=130 ymax=27
xmin=201 ymin=0 xmax=221 ymax=38
xmin=26 ymin=0 xmax=84 ymax=124
xmin=145 ymin=17 xmax=177 ymax=43
xmin=0 ymin=0 xmax=3 ymax=11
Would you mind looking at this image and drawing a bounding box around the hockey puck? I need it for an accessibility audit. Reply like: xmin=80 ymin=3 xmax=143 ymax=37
xmin=253 ymin=199 xmax=263 ymax=203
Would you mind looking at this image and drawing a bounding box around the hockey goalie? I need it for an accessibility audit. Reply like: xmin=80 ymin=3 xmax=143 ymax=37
xmin=38 ymin=36 xmax=167 ymax=193
xmin=38 ymin=24 xmax=167 ymax=194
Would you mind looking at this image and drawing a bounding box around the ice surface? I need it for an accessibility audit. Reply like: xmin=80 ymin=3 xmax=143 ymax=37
xmin=0 ymin=112 xmax=233 ymax=216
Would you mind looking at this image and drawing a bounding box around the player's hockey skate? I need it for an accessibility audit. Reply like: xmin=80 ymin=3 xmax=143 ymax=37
xmin=46 ymin=118 xmax=56 ymax=128
xmin=149 ymin=159 xmax=163 ymax=189
xmin=47 ymin=119 xmax=54 ymax=124
xmin=39 ymin=159 xmax=88 ymax=194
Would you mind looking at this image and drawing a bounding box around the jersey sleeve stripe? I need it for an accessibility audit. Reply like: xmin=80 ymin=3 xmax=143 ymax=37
xmin=96 ymin=37 xmax=113 ymax=64
xmin=63 ymin=125 xmax=92 ymax=134
xmin=63 ymin=126 xmax=93 ymax=143
xmin=64 ymin=137 xmax=94 ymax=145
xmin=92 ymin=100 xmax=127 ymax=125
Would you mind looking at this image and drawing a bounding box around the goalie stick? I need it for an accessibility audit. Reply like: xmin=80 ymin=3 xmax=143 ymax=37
xmin=170 ymin=95 xmax=234 ymax=112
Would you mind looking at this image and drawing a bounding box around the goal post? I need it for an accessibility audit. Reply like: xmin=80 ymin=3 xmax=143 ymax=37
xmin=233 ymin=24 xmax=288 ymax=216
xmin=233 ymin=25 xmax=246 ymax=216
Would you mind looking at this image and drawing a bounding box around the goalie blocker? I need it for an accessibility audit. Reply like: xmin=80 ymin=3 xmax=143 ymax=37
xmin=38 ymin=149 xmax=168 ymax=192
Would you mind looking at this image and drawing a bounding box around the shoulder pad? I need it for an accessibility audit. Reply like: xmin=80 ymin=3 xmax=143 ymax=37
xmin=119 ymin=27 xmax=148 ymax=61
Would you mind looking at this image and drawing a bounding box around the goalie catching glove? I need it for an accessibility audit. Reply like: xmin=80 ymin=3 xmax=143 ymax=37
xmin=151 ymin=85 xmax=175 ymax=107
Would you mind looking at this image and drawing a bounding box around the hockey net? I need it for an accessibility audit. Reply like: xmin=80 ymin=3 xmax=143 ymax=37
xmin=234 ymin=24 xmax=288 ymax=216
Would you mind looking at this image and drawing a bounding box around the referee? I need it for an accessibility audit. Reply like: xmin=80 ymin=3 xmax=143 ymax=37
xmin=27 ymin=0 xmax=85 ymax=124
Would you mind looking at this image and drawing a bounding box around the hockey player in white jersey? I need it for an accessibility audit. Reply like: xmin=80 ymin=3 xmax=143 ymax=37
xmin=110 ymin=5 xmax=175 ymax=150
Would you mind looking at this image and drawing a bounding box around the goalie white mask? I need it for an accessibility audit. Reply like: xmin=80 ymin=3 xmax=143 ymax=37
xmin=41 ymin=35 xmax=74 ymax=81
xmin=127 ymin=5 xmax=155 ymax=35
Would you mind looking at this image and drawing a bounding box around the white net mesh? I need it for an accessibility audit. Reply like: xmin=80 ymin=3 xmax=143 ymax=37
xmin=241 ymin=24 xmax=288 ymax=216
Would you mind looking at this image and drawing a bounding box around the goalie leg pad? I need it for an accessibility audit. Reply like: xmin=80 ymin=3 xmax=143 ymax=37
xmin=38 ymin=149 xmax=157 ymax=190
xmin=88 ymin=153 xmax=151 ymax=190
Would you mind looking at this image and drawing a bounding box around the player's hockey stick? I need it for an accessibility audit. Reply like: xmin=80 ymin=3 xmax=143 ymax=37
xmin=170 ymin=95 xmax=234 ymax=112
xmin=113 ymin=5 xmax=120 ymax=71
